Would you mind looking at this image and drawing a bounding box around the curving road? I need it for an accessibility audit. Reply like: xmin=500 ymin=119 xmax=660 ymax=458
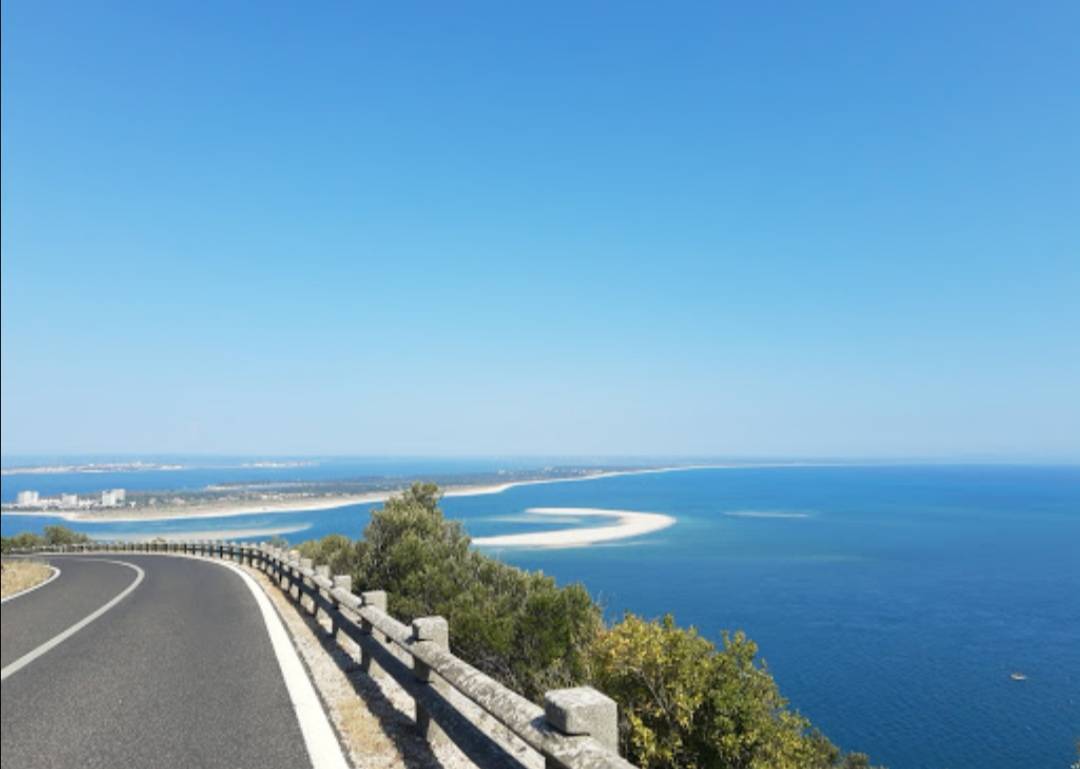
xmin=0 ymin=554 xmax=341 ymax=769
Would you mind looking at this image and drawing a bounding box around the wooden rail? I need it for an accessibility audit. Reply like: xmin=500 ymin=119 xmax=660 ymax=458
xmin=14 ymin=541 xmax=635 ymax=769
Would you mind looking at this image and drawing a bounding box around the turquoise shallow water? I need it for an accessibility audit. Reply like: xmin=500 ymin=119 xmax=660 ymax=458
xmin=3 ymin=464 xmax=1078 ymax=768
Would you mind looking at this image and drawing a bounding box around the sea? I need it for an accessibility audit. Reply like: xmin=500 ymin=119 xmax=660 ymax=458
xmin=2 ymin=460 xmax=1078 ymax=769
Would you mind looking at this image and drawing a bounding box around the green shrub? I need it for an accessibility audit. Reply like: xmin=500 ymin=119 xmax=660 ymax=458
xmin=1 ymin=526 xmax=90 ymax=552
xmin=591 ymin=614 xmax=877 ymax=769
xmin=43 ymin=525 xmax=91 ymax=546
xmin=296 ymin=533 xmax=362 ymax=577
xmin=346 ymin=482 xmax=601 ymax=700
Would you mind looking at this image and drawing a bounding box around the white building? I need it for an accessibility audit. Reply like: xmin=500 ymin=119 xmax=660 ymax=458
xmin=60 ymin=493 xmax=80 ymax=508
xmin=16 ymin=490 xmax=41 ymax=506
xmin=101 ymin=490 xmax=119 ymax=507
xmin=113 ymin=488 xmax=126 ymax=503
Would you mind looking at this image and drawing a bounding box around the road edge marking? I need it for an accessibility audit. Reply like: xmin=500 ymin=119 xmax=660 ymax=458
xmin=1 ymin=563 xmax=62 ymax=604
xmin=0 ymin=559 xmax=144 ymax=681
xmin=211 ymin=558 xmax=351 ymax=769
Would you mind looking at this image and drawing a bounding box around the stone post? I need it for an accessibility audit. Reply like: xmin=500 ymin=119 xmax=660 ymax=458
xmin=331 ymin=575 xmax=352 ymax=638
xmin=411 ymin=616 xmax=449 ymax=744
xmin=315 ymin=565 xmax=331 ymax=622
xmin=299 ymin=558 xmax=314 ymax=611
xmin=359 ymin=590 xmax=387 ymax=676
xmin=544 ymin=687 xmax=619 ymax=761
xmin=288 ymin=552 xmax=302 ymax=600
xmin=281 ymin=551 xmax=294 ymax=591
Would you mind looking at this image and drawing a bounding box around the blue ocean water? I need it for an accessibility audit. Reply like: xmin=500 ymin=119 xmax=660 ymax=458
xmin=3 ymin=464 xmax=1078 ymax=768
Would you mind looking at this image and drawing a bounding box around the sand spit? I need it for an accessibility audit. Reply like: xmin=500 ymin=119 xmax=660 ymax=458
xmin=472 ymin=507 xmax=676 ymax=549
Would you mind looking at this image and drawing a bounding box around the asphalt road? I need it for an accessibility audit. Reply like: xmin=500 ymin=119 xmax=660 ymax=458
xmin=1 ymin=554 xmax=320 ymax=769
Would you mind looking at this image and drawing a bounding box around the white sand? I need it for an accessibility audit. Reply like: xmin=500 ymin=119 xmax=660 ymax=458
xmin=472 ymin=507 xmax=675 ymax=549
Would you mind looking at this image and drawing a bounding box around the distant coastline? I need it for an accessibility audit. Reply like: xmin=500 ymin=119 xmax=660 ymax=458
xmin=1 ymin=463 xmax=752 ymax=523
xmin=0 ymin=459 xmax=317 ymax=476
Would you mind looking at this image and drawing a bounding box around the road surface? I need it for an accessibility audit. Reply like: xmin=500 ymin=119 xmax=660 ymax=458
xmin=0 ymin=554 xmax=341 ymax=768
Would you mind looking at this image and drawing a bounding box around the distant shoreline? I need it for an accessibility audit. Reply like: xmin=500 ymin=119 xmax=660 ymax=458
xmin=0 ymin=463 xmax=757 ymax=523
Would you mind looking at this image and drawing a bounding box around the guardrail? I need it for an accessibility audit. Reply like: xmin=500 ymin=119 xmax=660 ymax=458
xmin=9 ymin=540 xmax=636 ymax=769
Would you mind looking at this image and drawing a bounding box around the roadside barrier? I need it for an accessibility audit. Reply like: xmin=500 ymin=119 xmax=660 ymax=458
xmin=12 ymin=541 xmax=634 ymax=769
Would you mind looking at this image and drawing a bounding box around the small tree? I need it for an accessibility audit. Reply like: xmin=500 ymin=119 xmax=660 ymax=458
xmin=350 ymin=482 xmax=601 ymax=700
xmin=43 ymin=525 xmax=90 ymax=546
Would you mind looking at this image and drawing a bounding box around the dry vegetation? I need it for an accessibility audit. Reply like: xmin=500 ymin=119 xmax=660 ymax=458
xmin=1 ymin=560 xmax=54 ymax=599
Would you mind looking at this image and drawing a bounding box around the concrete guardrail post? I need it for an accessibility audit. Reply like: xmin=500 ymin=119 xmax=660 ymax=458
xmin=299 ymin=558 xmax=314 ymax=612
xmin=411 ymin=616 xmax=449 ymax=744
xmin=314 ymin=565 xmax=331 ymax=623
xmin=543 ymin=687 xmax=620 ymax=762
xmin=287 ymin=551 xmax=301 ymax=598
xmin=359 ymin=590 xmax=387 ymax=676
xmin=330 ymin=575 xmax=352 ymax=638
xmin=276 ymin=550 xmax=288 ymax=589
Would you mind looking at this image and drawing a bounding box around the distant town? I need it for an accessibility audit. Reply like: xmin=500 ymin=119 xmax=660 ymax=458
xmin=9 ymin=488 xmax=131 ymax=510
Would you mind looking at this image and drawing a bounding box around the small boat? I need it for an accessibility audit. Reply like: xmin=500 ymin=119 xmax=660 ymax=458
xmin=1010 ymin=672 xmax=1027 ymax=681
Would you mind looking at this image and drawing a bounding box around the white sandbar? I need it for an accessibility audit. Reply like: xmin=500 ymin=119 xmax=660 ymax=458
xmin=472 ymin=507 xmax=675 ymax=549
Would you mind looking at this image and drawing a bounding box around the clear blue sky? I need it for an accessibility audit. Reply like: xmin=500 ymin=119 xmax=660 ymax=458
xmin=2 ymin=1 xmax=1077 ymax=459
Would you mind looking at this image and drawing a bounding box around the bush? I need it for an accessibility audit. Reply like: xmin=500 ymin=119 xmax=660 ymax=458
xmin=1 ymin=525 xmax=90 ymax=552
xmin=591 ymin=614 xmax=877 ymax=769
xmin=346 ymin=482 xmax=601 ymax=700
xmin=43 ymin=525 xmax=92 ymax=546
xmin=297 ymin=533 xmax=362 ymax=577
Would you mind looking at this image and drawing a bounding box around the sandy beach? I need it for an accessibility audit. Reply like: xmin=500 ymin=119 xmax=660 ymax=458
xmin=472 ymin=507 xmax=676 ymax=548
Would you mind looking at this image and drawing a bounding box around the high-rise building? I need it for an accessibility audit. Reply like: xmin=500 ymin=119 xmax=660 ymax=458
xmin=16 ymin=490 xmax=40 ymax=506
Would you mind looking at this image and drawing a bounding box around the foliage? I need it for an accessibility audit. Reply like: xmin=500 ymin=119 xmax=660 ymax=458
xmin=43 ymin=525 xmax=92 ymax=546
xmin=591 ymin=613 xmax=877 ymax=769
xmin=1 ymin=525 xmax=91 ymax=552
xmin=296 ymin=533 xmax=363 ymax=577
xmin=345 ymin=482 xmax=601 ymax=700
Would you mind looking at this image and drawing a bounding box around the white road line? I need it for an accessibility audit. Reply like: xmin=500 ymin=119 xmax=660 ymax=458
xmin=0 ymin=559 xmax=145 ymax=681
xmin=208 ymin=558 xmax=350 ymax=769
xmin=1 ymin=564 xmax=62 ymax=604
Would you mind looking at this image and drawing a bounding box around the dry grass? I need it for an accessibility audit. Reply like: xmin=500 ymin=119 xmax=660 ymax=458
xmin=1 ymin=560 xmax=54 ymax=599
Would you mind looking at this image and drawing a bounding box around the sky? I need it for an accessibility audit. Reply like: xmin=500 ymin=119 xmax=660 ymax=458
xmin=1 ymin=1 xmax=1078 ymax=459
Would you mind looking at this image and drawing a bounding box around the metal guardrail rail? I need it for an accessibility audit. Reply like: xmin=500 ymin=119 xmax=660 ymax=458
xmin=11 ymin=541 xmax=636 ymax=769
